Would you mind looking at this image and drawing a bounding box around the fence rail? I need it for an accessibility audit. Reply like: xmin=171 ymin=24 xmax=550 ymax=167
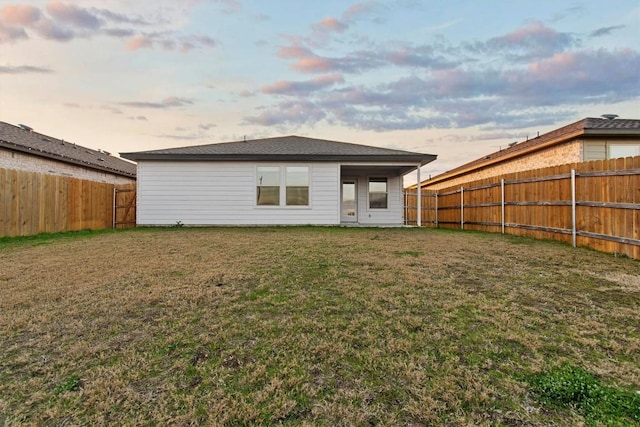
xmin=405 ymin=155 xmax=640 ymax=259
xmin=1 ymin=168 xmax=136 ymax=238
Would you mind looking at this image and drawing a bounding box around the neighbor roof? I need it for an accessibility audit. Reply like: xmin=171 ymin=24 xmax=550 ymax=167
xmin=121 ymin=135 xmax=437 ymax=165
xmin=0 ymin=122 xmax=137 ymax=178
xmin=419 ymin=117 xmax=640 ymax=187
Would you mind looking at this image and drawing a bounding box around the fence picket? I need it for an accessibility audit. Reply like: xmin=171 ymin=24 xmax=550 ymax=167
xmin=0 ymin=168 xmax=136 ymax=237
xmin=405 ymin=155 xmax=640 ymax=259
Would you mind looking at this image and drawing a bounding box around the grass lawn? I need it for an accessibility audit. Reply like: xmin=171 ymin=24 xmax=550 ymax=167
xmin=1 ymin=227 xmax=639 ymax=426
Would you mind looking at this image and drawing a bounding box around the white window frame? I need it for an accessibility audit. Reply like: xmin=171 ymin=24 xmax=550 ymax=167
xmin=255 ymin=164 xmax=311 ymax=208
xmin=367 ymin=176 xmax=389 ymax=210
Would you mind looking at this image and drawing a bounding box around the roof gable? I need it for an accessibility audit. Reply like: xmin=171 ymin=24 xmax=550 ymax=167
xmin=121 ymin=135 xmax=437 ymax=165
xmin=0 ymin=122 xmax=136 ymax=178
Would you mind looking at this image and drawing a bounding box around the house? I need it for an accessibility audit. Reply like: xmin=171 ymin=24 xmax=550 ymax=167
xmin=417 ymin=116 xmax=640 ymax=191
xmin=120 ymin=136 xmax=436 ymax=226
xmin=0 ymin=121 xmax=136 ymax=184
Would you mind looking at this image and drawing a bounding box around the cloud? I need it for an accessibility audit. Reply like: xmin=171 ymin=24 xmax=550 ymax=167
xmin=126 ymin=33 xmax=216 ymax=52
xmin=0 ymin=2 xmax=216 ymax=51
xmin=119 ymin=97 xmax=195 ymax=109
xmin=306 ymin=1 xmax=378 ymax=45
xmin=46 ymin=1 xmax=102 ymax=29
xmin=125 ymin=34 xmax=152 ymax=50
xmin=261 ymin=16 xmax=640 ymax=132
xmin=199 ymin=123 xmax=216 ymax=130
xmin=90 ymin=8 xmax=150 ymax=26
xmin=103 ymin=28 xmax=135 ymax=38
xmin=249 ymin=41 xmax=640 ymax=132
xmin=262 ymin=74 xmax=345 ymax=95
xmin=32 ymin=18 xmax=74 ymax=41
xmin=483 ymin=21 xmax=578 ymax=61
xmin=0 ymin=22 xmax=28 ymax=42
xmin=589 ymin=25 xmax=625 ymax=38
xmin=0 ymin=4 xmax=41 ymax=25
xmin=128 ymin=115 xmax=148 ymax=121
xmin=243 ymin=100 xmax=327 ymax=127
xmin=102 ymin=105 xmax=124 ymax=115
xmin=279 ymin=42 xmax=458 ymax=74
xmin=0 ymin=64 xmax=54 ymax=74
xmin=342 ymin=1 xmax=378 ymax=21
xmin=312 ymin=17 xmax=347 ymax=33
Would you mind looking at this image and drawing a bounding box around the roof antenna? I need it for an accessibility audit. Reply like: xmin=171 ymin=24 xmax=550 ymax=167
xmin=244 ymin=135 xmax=246 ymax=142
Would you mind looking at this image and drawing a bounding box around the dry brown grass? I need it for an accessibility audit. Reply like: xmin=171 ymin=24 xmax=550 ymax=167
xmin=0 ymin=227 xmax=638 ymax=426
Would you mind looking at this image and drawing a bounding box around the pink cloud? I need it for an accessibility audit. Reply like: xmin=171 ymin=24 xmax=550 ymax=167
xmin=0 ymin=4 xmax=41 ymax=26
xmin=277 ymin=45 xmax=313 ymax=59
xmin=126 ymin=34 xmax=152 ymax=51
xmin=528 ymin=51 xmax=578 ymax=75
xmin=499 ymin=21 xmax=555 ymax=44
xmin=313 ymin=17 xmax=347 ymax=33
xmin=342 ymin=1 xmax=377 ymax=21
xmin=292 ymin=57 xmax=334 ymax=73
xmin=262 ymin=74 xmax=344 ymax=95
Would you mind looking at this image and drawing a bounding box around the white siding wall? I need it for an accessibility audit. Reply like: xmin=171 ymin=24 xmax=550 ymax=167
xmin=346 ymin=171 xmax=403 ymax=225
xmin=137 ymin=161 xmax=340 ymax=225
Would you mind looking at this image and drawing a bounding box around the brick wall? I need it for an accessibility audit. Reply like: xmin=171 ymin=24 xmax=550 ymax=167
xmin=424 ymin=140 xmax=582 ymax=190
xmin=0 ymin=148 xmax=135 ymax=185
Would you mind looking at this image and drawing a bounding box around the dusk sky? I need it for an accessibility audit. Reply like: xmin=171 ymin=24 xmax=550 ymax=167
xmin=1 ymin=0 xmax=639 ymax=182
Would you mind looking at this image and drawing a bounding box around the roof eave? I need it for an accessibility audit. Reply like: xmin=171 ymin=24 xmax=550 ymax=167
xmin=420 ymin=129 xmax=587 ymax=187
xmin=120 ymin=153 xmax=437 ymax=165
xmin=583 ymin=128 xmax=640 ymax=136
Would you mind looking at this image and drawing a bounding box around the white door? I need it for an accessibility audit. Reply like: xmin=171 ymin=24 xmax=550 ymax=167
xmin=341 ymin=180 xmax=357 ymax=223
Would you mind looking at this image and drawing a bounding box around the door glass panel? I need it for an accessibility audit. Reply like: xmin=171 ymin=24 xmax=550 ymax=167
xmin=342 ymin=181 xmax=357 ymax=221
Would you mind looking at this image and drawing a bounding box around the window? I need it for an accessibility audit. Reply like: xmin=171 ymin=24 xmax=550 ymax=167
xmin=256 ymin=166 xmax=309 ymax=206
xmin=608 ymin=144 xmax=640 ymax=159
xmin=256 ymin=166 xmax=280 ymax=205
xmin=286 ymin=166 xmax=309 ymax=206
xmin=369 ymin=177 xmax=387 ymax=209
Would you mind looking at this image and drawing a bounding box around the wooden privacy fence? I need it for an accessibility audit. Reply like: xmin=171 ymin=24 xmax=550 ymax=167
xmin=1 ymin=168 xmax=136 ymax=238
xmin=405 ymin=156 xmax=640 ymax=259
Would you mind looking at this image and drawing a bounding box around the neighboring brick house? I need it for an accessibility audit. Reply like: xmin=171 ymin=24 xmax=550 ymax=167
xmin=418 ymin=117 xmax=640 ymax=190
xmin=0 ymin=121 xmax=136 ymax=184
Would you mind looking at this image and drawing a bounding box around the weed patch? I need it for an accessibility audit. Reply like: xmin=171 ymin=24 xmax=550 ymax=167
xmin=526 ymin=364 xmax=640 ymax=425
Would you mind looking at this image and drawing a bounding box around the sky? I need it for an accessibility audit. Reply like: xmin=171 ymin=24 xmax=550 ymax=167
xmin=1 ymin=0 xmax=639 ymax=183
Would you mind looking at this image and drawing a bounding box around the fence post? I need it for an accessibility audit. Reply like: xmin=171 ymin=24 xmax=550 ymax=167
xmin=460 ymin=186 xmax=464 ymax=230
xmin=435 ymin=191 xmax=438 ymax=228
xmin=571 ymin=169 xmax=576 ymax=247
xmin=112 ymin=187 xmax=117 ymax=229
xmin=501 ymin=178 xmax=505 ymax=234
xmin=416 ymin=165 xmax=422 ymax=227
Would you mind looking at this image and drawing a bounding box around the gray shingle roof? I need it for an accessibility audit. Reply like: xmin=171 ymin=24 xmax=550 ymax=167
xmin=0 ymin=122 xmax=136 ymax=178
xmin=120 ymin=135 xmax=437 ymax=165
